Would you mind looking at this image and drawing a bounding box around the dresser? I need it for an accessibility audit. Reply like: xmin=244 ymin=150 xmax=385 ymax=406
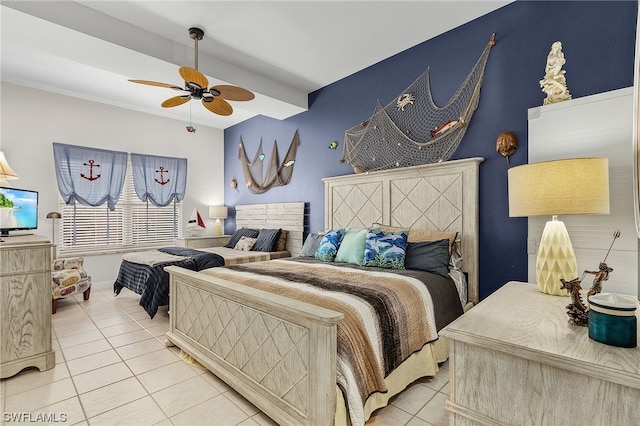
xmin=175 ymin=235 xmax=230 ymax=249
xmin=0 ymin=236 xmax=55 ymax=379
xmin=441 ymin=281 xmax=640 ymax=425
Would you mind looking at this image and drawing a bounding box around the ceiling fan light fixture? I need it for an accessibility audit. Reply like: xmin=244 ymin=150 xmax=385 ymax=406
xmin=128 ymin=26 xmax=254 ymax=117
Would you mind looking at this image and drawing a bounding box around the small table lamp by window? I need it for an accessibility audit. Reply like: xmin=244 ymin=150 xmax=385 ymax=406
xmin=508 ymin=157 xmax=610 ymax=295
xmin=0 ymin=151 xmax=19 ymax=187
xmin=209 ymin=206 xmax=228 ymax=236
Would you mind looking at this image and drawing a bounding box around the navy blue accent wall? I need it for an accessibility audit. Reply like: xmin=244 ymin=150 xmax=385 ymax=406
xmin=224 ymin=1 xmax=637 ymax=299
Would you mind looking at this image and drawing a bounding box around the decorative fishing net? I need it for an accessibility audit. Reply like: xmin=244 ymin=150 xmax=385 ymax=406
xmin=342 ymin=34 xmax=495 ymax=173
xmin=238 ymin=130 xmax=300 ymax=194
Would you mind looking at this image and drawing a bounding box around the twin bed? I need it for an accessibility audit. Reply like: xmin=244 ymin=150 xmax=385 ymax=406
xmin=164 ymin=158 xmax=482 ymax=425
xmin=113 ymin=202 xmax=306 ymax=318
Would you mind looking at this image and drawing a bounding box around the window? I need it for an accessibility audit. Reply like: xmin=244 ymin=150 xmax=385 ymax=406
xmin=58 ymin=158 xmax=183 ymax=256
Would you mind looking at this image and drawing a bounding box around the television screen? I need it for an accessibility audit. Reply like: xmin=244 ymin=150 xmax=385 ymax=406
xmin=0 ymin=187 xmax=39 ymax=237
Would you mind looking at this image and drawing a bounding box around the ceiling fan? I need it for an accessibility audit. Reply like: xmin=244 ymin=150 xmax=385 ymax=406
xmin=129 ymin=27 xmax=254 ymax=116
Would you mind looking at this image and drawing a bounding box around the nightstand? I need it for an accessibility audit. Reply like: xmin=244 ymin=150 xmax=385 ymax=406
xmin=175 ymin=235 xmax=230 ymax=249
xmin=441 ymin=281 xmax=640 ymax=425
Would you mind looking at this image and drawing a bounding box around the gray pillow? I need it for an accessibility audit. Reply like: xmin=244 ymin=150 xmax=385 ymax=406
xmin=225 ymin=228 xmax=259 ymax=248
xmin=251 ymin=228 xmax=282 ymax=252
xmin=404 ymin=239 xmax=450 ymax=277
xmin=299 ymin=233 xmax=323 ymax=257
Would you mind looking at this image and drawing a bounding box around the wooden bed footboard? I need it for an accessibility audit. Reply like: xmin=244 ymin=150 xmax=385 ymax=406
xmin=164 ymin=265 xmax=344 ymax=426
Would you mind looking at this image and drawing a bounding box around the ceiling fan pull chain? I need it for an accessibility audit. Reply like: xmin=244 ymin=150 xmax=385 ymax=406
xmin=186 ymin=102 xmax=196 ymax=133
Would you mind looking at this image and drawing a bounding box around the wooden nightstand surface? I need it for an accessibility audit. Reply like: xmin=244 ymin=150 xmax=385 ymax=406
xmin=175 ymin=235 xmax=230 ymax=249
xmin=441 ymin=281 xmax=640 ymax=425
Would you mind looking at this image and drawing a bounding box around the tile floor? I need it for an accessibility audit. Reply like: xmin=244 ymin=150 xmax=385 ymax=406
xmin=1 ymin=280 xmax=450 ymax=425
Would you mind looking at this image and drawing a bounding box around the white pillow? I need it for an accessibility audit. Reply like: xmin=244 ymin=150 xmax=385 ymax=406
xmin=234 ymin=236 xmax=257 ymax=251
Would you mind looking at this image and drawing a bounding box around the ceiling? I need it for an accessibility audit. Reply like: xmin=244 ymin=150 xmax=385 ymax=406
xmin=1 ymin=1 xmax=511 ymax=129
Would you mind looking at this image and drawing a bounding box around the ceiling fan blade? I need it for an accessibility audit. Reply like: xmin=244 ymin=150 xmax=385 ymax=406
xmin=202 ymin=97 xmax=233 ymax=116
xmin=128 ymin=79 xmax=184 ymax=91
xmin=179 ymin=66 xmax=208 ymax=88
xmin=161 ymin=96 xmax=191 ymax=108
xmin=212 ymin=85 xmax=255 ymax=102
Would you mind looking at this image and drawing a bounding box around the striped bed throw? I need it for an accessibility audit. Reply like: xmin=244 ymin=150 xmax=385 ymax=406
xmin=202 ymin=257 xmax=463 ymax=425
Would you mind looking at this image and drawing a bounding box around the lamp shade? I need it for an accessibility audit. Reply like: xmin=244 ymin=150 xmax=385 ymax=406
xmin=208 ymin=206 xmax=228 ymax=219
xmin=0 ymin=151 xmax=18 ymax=182
xmin=508 ymin=157 xmax=610 ymax=296
xmin=508 ymin=157 xmax=610 ymax=217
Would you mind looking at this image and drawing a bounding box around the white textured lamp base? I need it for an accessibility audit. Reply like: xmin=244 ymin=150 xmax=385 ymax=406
xmin=536 ymin=217 xmax=577 ymax=296
xmin=213 ymin=219 xmax=222 ymax=236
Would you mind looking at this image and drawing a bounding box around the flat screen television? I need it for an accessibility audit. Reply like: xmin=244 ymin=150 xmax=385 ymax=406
xmin=0 ymin=187 xmax=39 ymax=237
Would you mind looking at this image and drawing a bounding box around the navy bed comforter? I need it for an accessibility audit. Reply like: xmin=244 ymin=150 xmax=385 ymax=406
xmin=113 ymin=247 xmax=224 ymax=318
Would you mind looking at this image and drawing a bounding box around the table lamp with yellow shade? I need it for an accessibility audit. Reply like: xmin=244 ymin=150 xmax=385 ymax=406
xmin=508 ymin=157 xmax=610 ymax=295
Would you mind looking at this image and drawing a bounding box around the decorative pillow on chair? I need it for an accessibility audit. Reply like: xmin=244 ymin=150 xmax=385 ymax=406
xmin=251 ymin=228 xmax=282 ymax=252
xmin=225 ymin=228 xmax=260 ymax=248
xmin=363 ymin=229 xmax=408 ymax=269
xmin=52 ymin=257 xmax=84 ymax=271
xmin=405 ymin=239 xmax=450 ymax=277
xmin=314 ymin=229 xmax=344 ymax=262
xmin=234 ymin=236 xmax=257 ymax=252
xmin=300 ymin=233 xmax=323 ymax=257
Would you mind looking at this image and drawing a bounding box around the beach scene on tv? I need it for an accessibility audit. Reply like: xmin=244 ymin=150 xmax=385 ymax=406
xmin=0 ymin=188 xmax=38 ymax=231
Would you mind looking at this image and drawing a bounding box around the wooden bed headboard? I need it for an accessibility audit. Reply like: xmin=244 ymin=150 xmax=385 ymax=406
xmin=322 ymin=157 xmax=483 ymax=305
xmin=234 ymin=202 xmax=306 ymax=257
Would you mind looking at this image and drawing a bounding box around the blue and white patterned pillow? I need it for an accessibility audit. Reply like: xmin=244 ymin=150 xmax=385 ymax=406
xmin=363 ymin=229 xmax=408 ymax=269
xmin=314 ymin=229 xmax=345 ymax=262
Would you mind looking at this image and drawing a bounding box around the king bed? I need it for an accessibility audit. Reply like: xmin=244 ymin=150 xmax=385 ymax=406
xmin=165 ymin=158 xmax=482 ymax=425
xmin=113 ymin=202 xmax=306 ymax=318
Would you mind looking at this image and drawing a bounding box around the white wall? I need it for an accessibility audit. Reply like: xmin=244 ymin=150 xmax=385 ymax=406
xmin=0 ymin=82 xmax=225 ymax=282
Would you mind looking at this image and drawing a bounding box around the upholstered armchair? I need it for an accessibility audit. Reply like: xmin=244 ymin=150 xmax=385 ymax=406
xmin=51 ymin=257 xmax=92 ymax=314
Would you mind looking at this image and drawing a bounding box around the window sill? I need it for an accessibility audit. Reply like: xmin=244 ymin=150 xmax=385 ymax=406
xmin=59 ymin=244 xmax=171 ymax=258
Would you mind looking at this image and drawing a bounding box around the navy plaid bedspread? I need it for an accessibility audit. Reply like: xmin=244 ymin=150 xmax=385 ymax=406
xmin=113 ymin=247 xmax=224 ymax=319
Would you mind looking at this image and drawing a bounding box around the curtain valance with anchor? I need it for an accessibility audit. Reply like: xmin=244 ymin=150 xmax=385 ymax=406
xmin=53 ymin=142 xmax=128 ymax=210
xmin=130 ymin=153 xmax=187 ymax=207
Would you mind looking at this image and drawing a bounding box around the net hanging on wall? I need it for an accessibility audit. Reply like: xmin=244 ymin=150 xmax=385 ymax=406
xmin=342 ymin=33 xmax=496 ymax=173
xmin=238 ymin=129 xmax=300 ymax=194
